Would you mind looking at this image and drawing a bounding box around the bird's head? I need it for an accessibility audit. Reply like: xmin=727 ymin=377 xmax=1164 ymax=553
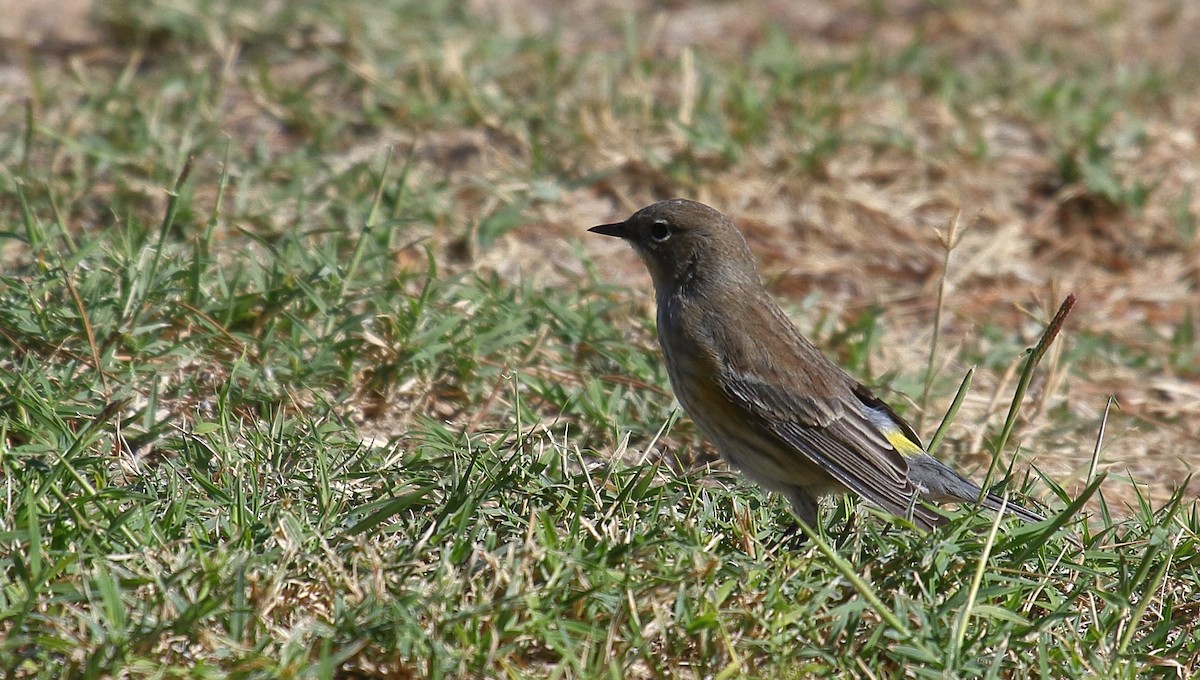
xmin=588 ymin=199 xmax=759 ymax=295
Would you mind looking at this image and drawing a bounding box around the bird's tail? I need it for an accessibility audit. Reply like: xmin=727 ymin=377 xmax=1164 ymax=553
xmin=977 ymin=490 xmax=1047 ymax=525
xmin=907 ymin=453 xmax=1048 ymax=525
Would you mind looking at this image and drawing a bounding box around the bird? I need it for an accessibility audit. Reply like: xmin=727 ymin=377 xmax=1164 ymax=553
xmin=588 ymin=198 xmax=1046 ymax=531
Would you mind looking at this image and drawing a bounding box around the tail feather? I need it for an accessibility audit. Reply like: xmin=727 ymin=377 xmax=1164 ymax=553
xmin=979 ymin=490 xmax=1083 ymax=548
xmin=978 ymin=492 xmax=1047 ymax=525
xmin=907 ymin=453 xmax=1048 ymax=525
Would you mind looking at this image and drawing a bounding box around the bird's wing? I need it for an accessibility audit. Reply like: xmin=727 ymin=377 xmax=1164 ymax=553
xmin=719 ymin=370 xmax=945 ymax=529
xmin=853 ymin=384 xmax=1046 ymax=525
xmin=850 ymin=383 xmax=926 ymax=453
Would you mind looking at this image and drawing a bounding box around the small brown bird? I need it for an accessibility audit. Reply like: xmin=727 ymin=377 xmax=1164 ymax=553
xmin=589 ymin=199 xmax=1045 ymax=530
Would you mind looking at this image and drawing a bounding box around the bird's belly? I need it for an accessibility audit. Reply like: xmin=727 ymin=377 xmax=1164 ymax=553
xmin=661 ymin=341 xmax=837 ymax=493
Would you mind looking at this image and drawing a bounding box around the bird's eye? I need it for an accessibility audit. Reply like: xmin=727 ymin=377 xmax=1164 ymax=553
xmin=649 ymin=220 xmax=671 ymax=242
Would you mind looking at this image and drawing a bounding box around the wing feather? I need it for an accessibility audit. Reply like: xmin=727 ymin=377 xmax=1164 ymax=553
xmin=720 ymin=372 xmax=944 ymax=529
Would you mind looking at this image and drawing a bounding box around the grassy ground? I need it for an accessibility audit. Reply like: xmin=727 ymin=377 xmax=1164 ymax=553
xmin=2 ymin=0 xmax=1198 ymax=677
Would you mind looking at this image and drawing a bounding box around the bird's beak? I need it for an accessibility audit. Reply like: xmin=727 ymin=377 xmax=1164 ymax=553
xmin=588 ymin=221 xmax=631 ymax=239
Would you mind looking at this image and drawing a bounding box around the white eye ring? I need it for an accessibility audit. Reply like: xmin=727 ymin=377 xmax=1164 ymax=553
xmin=649 ymin=219 xmax=671 ymax=242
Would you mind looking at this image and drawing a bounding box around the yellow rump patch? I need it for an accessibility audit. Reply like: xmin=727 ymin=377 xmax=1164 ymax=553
xmin=881 ymin=425 xmax=925 ymax=456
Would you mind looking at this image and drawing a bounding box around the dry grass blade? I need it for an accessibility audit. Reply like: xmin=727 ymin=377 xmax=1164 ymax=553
xmin=1087 ymin=395 xmax=1114 ymax=489
xmin=920 ymin=211 xmax=966 ymax=429
xmin=986 ymin=294 xmax=1078 ymax=486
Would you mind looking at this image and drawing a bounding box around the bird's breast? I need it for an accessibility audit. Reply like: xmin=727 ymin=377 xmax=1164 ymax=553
xmin=656 ymin=295 xmax=733 ymax=419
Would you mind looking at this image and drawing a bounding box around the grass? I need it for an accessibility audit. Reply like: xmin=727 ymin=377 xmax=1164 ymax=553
xmin=2 ymin=0 xmax=1199 ymax=677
